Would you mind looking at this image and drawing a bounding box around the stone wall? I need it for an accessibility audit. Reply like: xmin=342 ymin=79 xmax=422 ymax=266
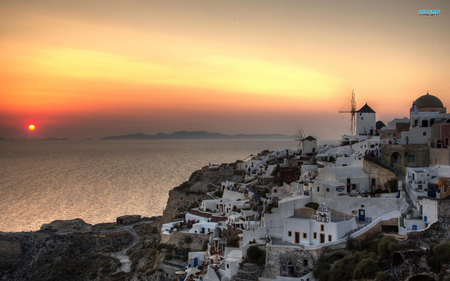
xmin=262 ymin=246 xmax=315 ymax=279
xmin=166 ymin=232 xmax=209 ymax=252
xmin=381 ymin=144 xmax=430 ymax=174
xmin=363 ymin=158 xmax=397 ymax=191
xmin=408 ymin=199 xmax=450 ymax=243
xmin=235 ymin=263 xmax=264 ymax=281
xmin=430 ymin=147 xmax=450 ymax=166
xmin=352 ymin=217 xmax=398 ymax=242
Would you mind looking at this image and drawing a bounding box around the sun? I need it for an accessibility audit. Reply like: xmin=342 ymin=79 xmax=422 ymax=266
xmin=29 ymin=125 xmax=36 ymax=131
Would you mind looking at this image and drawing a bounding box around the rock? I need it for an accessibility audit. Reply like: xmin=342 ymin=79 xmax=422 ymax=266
xmin=40 ymin=218 xmax=92 ymax=233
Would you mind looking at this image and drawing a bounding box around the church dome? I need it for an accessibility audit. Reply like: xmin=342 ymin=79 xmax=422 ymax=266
xmin=414 ymin=93 xmax=444 ymax=108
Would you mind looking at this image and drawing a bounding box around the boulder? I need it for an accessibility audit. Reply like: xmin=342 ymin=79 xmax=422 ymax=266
xmin=40 ymin=218 xmax=92 ymax=233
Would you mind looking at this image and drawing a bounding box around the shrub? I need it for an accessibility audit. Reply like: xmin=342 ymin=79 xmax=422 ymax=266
xmin=376 ymin=272 xmax=390 ymax=281
xmin=313 ymin=255 xmax=342 ymax=280
xmin=184 ymin=235 xmax=193 ymax=244
xmin=427 ymin=241 xmax=450 ymax=272
xmin=387 ymin=242 xmax=401 ymax=253
xmin=325 ymin=252 xmax=377 ymax=281
xmin=385 ymin=178 xmax=398 ymax=193
xmin=214 ymin=190 xmax=223 ymax=198
xmin=165 ymin=254 xmax=173 ymax=260
xmin=305 ymin=202 xmax=320 ymax=210
xmin=377 ymin=236 xmax=396 ymax=256
xmin=247 ymin=246 xmax=264 ymax=264
xmin=353 ymin=258 xmax=380 ymax=280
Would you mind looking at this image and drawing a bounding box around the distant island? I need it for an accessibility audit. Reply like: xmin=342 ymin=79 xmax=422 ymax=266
xmin=43 ymin=138 xmax=70 ymax=141
xmin=101 ymin=131 xmax=296 ymax=140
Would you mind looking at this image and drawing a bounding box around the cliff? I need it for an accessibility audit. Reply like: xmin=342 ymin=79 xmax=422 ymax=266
xmin=0 ymin=162 xmax=244 ymax=281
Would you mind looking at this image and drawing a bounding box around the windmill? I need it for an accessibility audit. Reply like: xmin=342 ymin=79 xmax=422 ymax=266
xmin=295 ymin=129 xmax=306 ymax=153
xmin=339 ymin=90 xmax=357 ymax=134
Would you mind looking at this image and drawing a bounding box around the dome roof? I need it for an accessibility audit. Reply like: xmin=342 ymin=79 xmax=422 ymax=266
xmin=414 ymin=93 xmax=444 ymax=108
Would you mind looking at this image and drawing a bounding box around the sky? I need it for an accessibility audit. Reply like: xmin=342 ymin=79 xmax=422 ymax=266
xmin=1 ymin=0 xmax=449 ymax=140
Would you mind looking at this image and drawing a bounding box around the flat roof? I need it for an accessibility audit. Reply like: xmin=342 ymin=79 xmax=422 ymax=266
xmin=287 ymin=215 xmax=349 ymax=222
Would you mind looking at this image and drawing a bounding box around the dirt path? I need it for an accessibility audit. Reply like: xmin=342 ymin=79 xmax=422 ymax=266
xmin=107 ymin=222 xmax=150 ymax=273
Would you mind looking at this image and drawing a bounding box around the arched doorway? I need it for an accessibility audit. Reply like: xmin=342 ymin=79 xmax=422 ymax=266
xmin=390 ymin=152 xmax=402 ymax=167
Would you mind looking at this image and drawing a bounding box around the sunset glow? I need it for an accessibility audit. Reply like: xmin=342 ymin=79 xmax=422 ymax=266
xmin=1 ymin=0 xmax=449 ymax=140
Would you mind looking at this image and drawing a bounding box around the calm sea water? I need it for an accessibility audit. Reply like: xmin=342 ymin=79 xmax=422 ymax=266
xmin=0 ymin=139 xmax=298 ymax=232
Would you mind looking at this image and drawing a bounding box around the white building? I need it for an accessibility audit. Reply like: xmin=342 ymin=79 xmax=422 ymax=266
xmin=356 ymin=103 xmax=376 ymax=136
xmin=283 ymin=204 xmax=356 ymax=245
xmin=302 ymin=136 xmax=317 ymax=154
xmin=313 ymin=166 xmax=369 ymax=197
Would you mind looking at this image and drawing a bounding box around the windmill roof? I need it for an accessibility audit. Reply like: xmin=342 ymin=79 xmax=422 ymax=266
xmin=358 ymin=103 xmax=375 ymax=113
xmin=304 ymin=136 xmax=316 ymax=141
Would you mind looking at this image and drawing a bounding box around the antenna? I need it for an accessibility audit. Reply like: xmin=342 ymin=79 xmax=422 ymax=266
xmin=339 ymin=90 xmax=357 ymax=134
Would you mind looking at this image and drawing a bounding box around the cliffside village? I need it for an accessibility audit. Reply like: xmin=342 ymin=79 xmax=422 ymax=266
xmin=157 ymin=93 xmax=450 ymax=281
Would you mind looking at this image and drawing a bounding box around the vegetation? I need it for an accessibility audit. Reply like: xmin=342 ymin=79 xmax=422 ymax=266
xmin=427 ymin=241 xmax=450 ymax=272
xmin=385 ymin=178 xmax=398 ymax=193
xmin=305 ymin=202 xmax=320 ymax=210
xmin=377 ymin=236 xmax=396 ymax=256
xmin=246 ymin=246 xmax=265 ymax=265
xmin=376 ymin=272 xmax=390 ymax=281
xmin=313 ymin=255 xmax=342 ymax=281
xmin=214 ymin=190 xmax=223 ymax=198
xmin=314 ymin=236 xmax=398 ymax=281
xmin=375 ymin=188 xmax=389 ymax=194
xmin=352 ymin=258 xmax=380 ymax=280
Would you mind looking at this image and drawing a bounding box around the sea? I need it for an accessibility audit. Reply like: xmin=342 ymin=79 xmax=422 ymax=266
xmin=0 ymin=139 xmax=301 ymax=232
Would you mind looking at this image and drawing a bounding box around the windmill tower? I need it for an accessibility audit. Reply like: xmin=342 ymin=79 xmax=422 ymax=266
xmin=296 ymin=129 xmax=306 ymax=153
xmin=339 ymin=91 xmax=357 ymax=134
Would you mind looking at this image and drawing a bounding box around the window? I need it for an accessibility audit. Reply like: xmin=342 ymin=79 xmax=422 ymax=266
xmin=423 ymin=132 xmax=426 ymax=136
xmin=328 ymin=235 xmax=332 ymax=242
xmin=296 ymin=266 xmax=300 ymax=272
xmin=303 ymin=232 xmax=307 ymax=239
xmin=412 ymin=225 xmax=417 ymax=230
xmin=288 ymin=231 xmax=292 ymax=237
xmin=317 ymin=187 xmax=320 ymax=192
xmin=227 ymin=264 xmax=229 ymax=268
xmin=313 ymin=232 xmax=317 ymax=239
xmin=303 ymin=259 xmax=308 ymax=267
xmin=326 ymin=188 xmax=330 ymax=192
xmin=320 ymin=225 xmax=324 ymax=232
xmin=408 ymin=155 xmax=415 ymax=163
xmin=424 ymin=216 xmax=428 ymax=223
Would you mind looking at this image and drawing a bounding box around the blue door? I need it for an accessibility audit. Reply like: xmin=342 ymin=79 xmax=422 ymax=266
xmin=194 ymin=258 xmax=198 ymax=267
xmin=359 ymin=209 xmax=365 ymax=222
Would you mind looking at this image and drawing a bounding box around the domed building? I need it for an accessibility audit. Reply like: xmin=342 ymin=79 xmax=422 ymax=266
xmin=411 ymin=92 xmax=446 ymax=114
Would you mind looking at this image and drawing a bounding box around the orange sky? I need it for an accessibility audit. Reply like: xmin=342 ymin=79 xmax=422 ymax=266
xmin=1 ymin=0 xmax=449 ymax=139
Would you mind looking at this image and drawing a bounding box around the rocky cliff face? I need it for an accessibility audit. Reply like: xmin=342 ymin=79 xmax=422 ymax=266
xmin=0 ymin=162 xmax=244 ymax=281
xmin=0 ymin=231 xmax=132 ymax=281
xmin=161 ymin=166 xmax=244 ymax=225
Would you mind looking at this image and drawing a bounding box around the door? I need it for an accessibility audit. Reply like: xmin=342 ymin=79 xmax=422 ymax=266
xmin=347 ymin=178 xmax=351 ymax=193
xmin=320 ymin=234 xmax=325 ymax=244
xmin=194 ymin=258 xmax=198 ymax=267
xmin=359 ymin=209 xmax=365 ymax=222
xmin=295 ymin=232 xmax=300 ymax=243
